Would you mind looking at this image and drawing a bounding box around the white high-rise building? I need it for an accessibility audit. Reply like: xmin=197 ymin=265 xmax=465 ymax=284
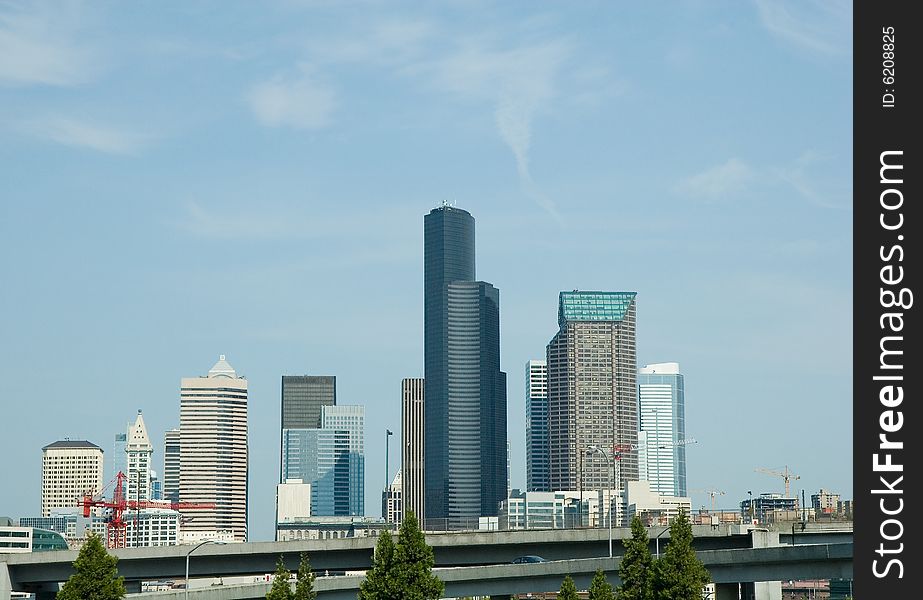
xmin=638 ymin=362 xmax=686 ymax=497
xmin=180 ymin=355 xmax=249 ymax=541
xmin=525 ymin=359 xmax=549 ymax=492
xmin=42 ymin=440 xmax=104 ymax=517
xmin=125 ymin=410 xmax=153 ymax=503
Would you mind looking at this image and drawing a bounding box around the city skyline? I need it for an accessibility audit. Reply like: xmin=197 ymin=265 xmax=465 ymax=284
xmin=0 ymin=1 xmax=852 ymax=542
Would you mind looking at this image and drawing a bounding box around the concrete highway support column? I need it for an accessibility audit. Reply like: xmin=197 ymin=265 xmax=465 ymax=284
xmin=715 ymin=582 xmax=750 ymax=600
xmin=1 ymin=563 xmax=11 ymax=600
xmin=750 ymin=530 xmax=782 ymax=600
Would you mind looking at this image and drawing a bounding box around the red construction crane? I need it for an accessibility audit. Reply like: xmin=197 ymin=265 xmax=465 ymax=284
xmin=82 ymin=471 xmax=214 ymax=548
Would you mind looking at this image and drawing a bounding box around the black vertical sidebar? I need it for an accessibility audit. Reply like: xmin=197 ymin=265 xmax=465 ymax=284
xmin=854 ymin=2 xmax=919 ymax=598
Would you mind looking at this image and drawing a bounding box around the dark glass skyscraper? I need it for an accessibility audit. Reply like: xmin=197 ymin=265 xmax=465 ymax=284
xmin=281 ymin=375 xmax=336 ymax=430
xmin=424 ymin=204 xmax=507 ymax=530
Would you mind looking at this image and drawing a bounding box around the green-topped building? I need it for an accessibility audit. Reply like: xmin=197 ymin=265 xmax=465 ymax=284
xmin=547 ymin=291 xmax=639 ymax=494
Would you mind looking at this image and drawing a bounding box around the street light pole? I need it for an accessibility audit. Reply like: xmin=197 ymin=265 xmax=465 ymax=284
xmin=587 ymin=445 xmax=613 ymax=558
xmin=185 ymin=539 xmax=226 ymax=599
xmin=655 ymin=526 xmax=670 ymax=558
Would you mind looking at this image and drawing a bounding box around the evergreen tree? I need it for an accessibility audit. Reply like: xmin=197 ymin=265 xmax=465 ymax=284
xmin=294 ymin=553 xmax=317 ymax=600
xmin=393 ymin=511 xmax=444 ymax=600
xmin=358 ymin=529 xmax=398 ymax=600
xmin=56 ymin=533 xmax=126 ymax=600
xmin=616 ymin=515 xmax=654 ymax=600
xmin=652 ymin=511 xmax=710 ymax=600
xmin=558 ymin=575 xmax=580 ymax=600
xmin=266 ymin=556 xmax=294 ymax=600
xmin=589 ymin=568 xmax=615 ymax=600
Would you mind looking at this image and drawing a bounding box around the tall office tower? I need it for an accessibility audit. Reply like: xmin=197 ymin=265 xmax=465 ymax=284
xmin=547 ymin=291 xmax=639 ymax=494
xmin=280 ymin=375 xmax=336 ymax=482
xmin=179 ymin=355 xmax=249 ymax=541
xmin=42 ymin=440 xmax=104 ymax=517
xmin=162 ymin=429 xmax=180 ymax=504
xmin=525 ymin=360 xmax=549 ymax=492
xmin=125 ymin=410 xmax=153 ymax=503
xmin=282 ymin=405 xmax=365 ymax=516
xmin=109 ymin=432 xmax=127 ymax=482
xmin=638 ymin=362 xmax=687 ymax=497
xmin=401 ymin=377 xmax=424 ymax=524
xmin=423 ymin=204 xmax=507 ymax=530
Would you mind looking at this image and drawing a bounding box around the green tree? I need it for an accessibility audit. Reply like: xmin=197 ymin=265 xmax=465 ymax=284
xmin=294 ymin=553 xmax=317 ymax=600
xmin=558 ymin=574 xmax=580 ymax=600
xmin=56 ymin=533 xmax=125 ymax=600
xmin=652 ymin=511 xmax=710 ymax=600
xmin=393 ymin=511 xmax=444 ymax=600
xmin=358 ymin=529 xmax=398 ymax=600
xmin=266 ymin=556 xmax=294 ymax=600
xmin=616 ymin=515 xmax=654 ymax=600
xmin=589 ymin=568 xmax=615 ymax=600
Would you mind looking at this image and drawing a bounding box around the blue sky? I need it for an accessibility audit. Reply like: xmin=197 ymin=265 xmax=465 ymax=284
xmin=0 ymin=0 xmax=852 ymax=541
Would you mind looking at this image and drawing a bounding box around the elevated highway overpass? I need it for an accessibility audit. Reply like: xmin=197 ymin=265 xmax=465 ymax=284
xmin=1 ymin=522 xmax=853 ymax=599
xmin=118 ymin=543 xmax=853 ymax=600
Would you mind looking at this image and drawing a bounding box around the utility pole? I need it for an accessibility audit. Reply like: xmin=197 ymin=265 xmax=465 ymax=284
xmin=385 ymin=429 xmax=393 ymax=491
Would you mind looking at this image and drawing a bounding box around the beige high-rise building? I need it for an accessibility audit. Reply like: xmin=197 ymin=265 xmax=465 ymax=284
xmin=548 ymin=291 xmax=639 ymax=494
xmin=42 ymin=440 xmax=104 ymax=517
xmin=401 ymin=377 xmax=424 ymax=525
xmin=179 ymin=355 xmax=248 ymax=541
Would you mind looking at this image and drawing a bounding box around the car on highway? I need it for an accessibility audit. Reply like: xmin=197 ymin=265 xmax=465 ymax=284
xmin=511 ymin=555 xmax=547 ymax=564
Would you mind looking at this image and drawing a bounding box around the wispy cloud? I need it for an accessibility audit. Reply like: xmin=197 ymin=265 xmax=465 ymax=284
xmin=303 ymin=17 xmax=436 ymax=66
xmin=676 ymin=158 xmax=756 ymax=199
xmin=246 ymin=65 xmax=336 ymax=130
xmin=754 ymin=0 xmax=851 ymax=56
xmin=772 ymin=150 xmax=850 ymax=210
xmin=422 ymin=40 xmax=571 ymax=221
xmin=677 ymin=152 xmax=850 ymax=209
xmin=21 ymin=116 xmax=149 ymax=154
xmin=0 ymin=0 xmax=97 ymax=86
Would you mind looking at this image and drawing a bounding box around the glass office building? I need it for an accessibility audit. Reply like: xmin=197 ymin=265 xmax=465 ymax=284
xmin=282 ymin=405 xmax=365 ymax=517
xmin=526 ymin=360 xmax=550 ymax=492
xmin=638 ymin=362 xmax=687 ymax=497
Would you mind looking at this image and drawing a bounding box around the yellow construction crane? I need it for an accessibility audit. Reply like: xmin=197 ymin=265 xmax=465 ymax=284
xmin=755 ymin=465 xmax=800 ymax=497
xmin=691 ymin=488 xmax=726 ymax=511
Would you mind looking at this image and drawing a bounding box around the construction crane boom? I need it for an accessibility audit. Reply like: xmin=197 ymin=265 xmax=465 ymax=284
xmin=755 ymin=465 xmax=800 ymax=497
xmin=81 ymin=471 xmax=215 ymax=548
xmin=690 ymin=488 xmax=726 ymax=511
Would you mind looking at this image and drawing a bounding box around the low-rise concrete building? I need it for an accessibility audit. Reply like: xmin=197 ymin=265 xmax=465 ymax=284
xmin=276 ymin=516 xmax=391 ymax=541
xmin=625 ymin=480 xmax=692 ymax=525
